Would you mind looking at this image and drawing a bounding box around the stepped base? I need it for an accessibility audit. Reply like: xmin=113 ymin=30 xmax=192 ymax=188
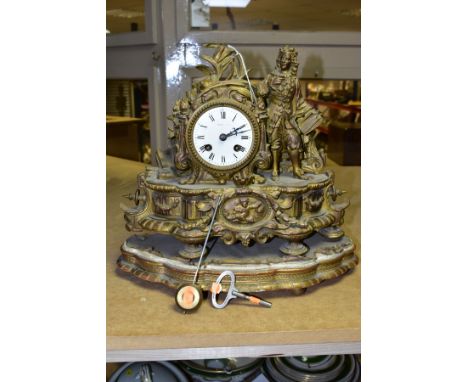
xmin=117 ymin=233 xmax=358 ymax=293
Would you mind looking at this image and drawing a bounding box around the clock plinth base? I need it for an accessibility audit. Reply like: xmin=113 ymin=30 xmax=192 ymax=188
xmin=117 ymin=233 xmax=358 ymax=293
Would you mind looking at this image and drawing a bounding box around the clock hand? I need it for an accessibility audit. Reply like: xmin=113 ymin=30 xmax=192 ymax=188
xmin=219 ymin=125 xmax=248 ymax=141
xmin=229 ymin=124 xmax=246 ymax=135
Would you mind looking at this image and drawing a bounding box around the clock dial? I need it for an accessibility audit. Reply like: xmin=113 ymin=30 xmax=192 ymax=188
xmin=192 ymin=106 xmax=254 ymax=169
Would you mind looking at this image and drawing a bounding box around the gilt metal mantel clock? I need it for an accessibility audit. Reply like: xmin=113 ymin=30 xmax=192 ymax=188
xmin=118 ymin=44 xmax=358 ymax=294
xmin=185 ymin=99 xmax=261 ymax=183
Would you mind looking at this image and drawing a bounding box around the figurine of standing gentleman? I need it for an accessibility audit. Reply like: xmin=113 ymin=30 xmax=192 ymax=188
xmin=258 ymin=46 xmax=322 ymax=179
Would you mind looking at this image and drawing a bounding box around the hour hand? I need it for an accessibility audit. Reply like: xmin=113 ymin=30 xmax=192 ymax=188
xmin=233 ymin=130 xmax=249 ymax=135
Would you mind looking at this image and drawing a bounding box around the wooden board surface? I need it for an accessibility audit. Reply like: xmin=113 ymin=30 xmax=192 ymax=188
xmin=106 ymin=156 xmax=361 ymax=361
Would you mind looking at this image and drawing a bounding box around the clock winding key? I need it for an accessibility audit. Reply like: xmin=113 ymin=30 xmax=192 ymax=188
xmin=211 ymin=270 xmax=272 ymax=309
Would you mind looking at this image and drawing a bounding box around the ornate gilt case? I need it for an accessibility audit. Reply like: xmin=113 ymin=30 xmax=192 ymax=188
xmin=118 ymin=44 xmax=358 ymax=293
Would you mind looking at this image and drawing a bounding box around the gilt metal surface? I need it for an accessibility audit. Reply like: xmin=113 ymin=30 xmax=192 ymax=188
xmin=120 ymin=44 xmax=357 ymax=292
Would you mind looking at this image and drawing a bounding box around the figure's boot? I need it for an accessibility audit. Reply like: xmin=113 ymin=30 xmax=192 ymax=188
xmin=290 ymin=149 xmax=306 ymax=179
xmin=271 ymin=149 xmax=280 ymax=180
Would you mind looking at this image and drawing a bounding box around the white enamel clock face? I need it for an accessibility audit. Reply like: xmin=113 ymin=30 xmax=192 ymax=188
xmin=192 ymin=106 xmax=254 ymax=169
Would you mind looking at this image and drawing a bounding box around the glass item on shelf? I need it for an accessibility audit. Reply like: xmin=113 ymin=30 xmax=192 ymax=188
xmin=179 ymin=358 xmax=263 ymax=382
xmin=262 ymin=354 xmax=361 ymax=381
xmin=109 ymin=362 xmax=188 ymax=382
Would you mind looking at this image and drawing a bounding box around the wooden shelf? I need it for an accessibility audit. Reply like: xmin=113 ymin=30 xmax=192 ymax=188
xmin=106 ymin=156 xmax=361 ymax=362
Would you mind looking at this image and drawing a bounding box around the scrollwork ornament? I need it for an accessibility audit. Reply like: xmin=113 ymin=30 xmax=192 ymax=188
xmin=121 ymin=43 xmax=353 ymax=263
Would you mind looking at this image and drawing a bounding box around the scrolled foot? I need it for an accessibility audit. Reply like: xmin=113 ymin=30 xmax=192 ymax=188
xmin=318 ymin=226 xmax=344 ymax=240
xmin=179 ymin=244 xmax=206 ymax=259
xmin=280 ymin=241 xmax=308 ymax=256
xmin=292 ymin=288 xmax=307 ymax=296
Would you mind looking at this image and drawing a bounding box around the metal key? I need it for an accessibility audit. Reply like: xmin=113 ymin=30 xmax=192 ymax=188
xmin=211 ymin=270 xmax=272 ymax=309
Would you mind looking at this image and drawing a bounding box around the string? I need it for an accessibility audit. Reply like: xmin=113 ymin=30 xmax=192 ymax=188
xmin=227 ymin=44 xmax=257 ymax=106
xmin=192 ymin=195 xmax=222 ymax=284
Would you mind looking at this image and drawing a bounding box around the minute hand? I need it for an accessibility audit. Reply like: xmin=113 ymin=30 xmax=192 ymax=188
xmin=225 ymin=125 xmax=247 ymax=138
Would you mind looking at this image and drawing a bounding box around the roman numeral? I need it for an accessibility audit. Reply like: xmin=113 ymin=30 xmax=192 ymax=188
xmin=209 ymin=153 xmax=215 ymax=160
xmin=232 ymin=114 xmax=237 ymax=122
xmin=241 ymin=135 xmax=249 ymax=140
xmin=200 ymin=145 xmax=206 ymax=152
xmin=233 ymin=153 xmax=238 ymax=159
xmin=221 ymin=155 xmax=225 ymax=163
xmin=199 ymin=124 xmax=207 ymax=128
xmin=209 ymin=114 xmax=215 ymax=122
xmin=196 ymin=135 xmax=205 ymax=139
xmin=221 ymin=110 xmax=226 ymax=119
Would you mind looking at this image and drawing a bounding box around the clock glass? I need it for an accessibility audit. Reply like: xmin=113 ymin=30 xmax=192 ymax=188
xmin=192 ymin=106 xmax=254 ymax=169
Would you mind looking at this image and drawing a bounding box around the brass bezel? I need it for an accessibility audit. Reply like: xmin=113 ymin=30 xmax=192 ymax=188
xmin=186 ymin=99 xmax=261 ymax=176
